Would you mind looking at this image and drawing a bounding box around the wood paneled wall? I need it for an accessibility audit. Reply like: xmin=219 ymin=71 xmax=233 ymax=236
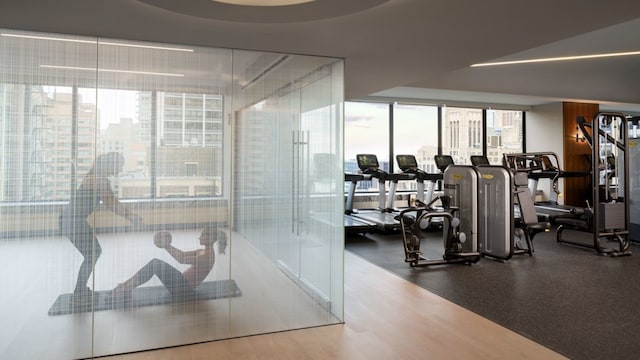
xmin=562 ymin=102 xmax=599 ymax=207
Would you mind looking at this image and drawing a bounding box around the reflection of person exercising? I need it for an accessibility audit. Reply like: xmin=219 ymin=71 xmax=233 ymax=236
xmin=60 ymin=152 xmax=142 ymax=299
xmin=113 ymin=226 xmax=227 ymax=301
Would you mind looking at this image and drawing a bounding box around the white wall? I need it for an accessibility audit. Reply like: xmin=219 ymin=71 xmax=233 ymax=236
xmin=527 ymin=102 xmax=563 ymax=154
xmin=526 ymin=102 xmax=565 ymax=203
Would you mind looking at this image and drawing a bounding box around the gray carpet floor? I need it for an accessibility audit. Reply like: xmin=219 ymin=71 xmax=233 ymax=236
xmin=346 ymin=227 xmax=640 ymax=360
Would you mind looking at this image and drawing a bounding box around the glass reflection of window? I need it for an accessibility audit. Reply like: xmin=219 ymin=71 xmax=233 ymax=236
xmin=0 ymin=85 xmax=78 ymax=202
xmin=0 ymin=84 xmax=225 ymax=203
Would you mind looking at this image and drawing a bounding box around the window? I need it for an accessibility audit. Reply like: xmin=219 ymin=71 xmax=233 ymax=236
xmin=0 ymin=85 xmax=225 ymax=202
xmin=393 ymin=104 xmax=438 ymax=191
xmin=185 ymin=162 xmax=198 ymax=176
xmin=0 ymin=85 xmax=76 ymax=201
xmin=344 ymin=101 xmax=389 ymax=191
xmin=345 ymin=102 xmax=524 ymax=190
xmin=344 ymin=101 xmax=389 ymax=170
xmin=442 ymin=107 xmax=483 ymax=165
xmin=486 ymin=109 xmax=524 ymax=164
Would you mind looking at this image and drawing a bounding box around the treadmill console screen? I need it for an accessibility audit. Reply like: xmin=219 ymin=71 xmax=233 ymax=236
xmin=357 ymin=154 xmax=379 ymax=170
xmin=396 ymin=155 xmax=417 ymax=170
xmin=434 ymin=155 xmax=454 ymax=172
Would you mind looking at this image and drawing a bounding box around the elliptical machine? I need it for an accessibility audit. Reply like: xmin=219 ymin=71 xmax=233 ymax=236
xmin=396 ymin=196 xmax=481 ymax=267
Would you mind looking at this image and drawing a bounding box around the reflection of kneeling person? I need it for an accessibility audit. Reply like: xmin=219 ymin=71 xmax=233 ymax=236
xmin=114 ymin=226 xmax=227 ymax=300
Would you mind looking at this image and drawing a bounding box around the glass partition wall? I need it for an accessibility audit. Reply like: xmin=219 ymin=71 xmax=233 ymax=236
xmin=0 ymin=29 xmax=344 ymax=359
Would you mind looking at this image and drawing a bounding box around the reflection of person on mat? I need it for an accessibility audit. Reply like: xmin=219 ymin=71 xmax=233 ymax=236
xmin=113 ymin=226 xmax=227 ymax=302
xmin=60 ymin=152 xmax=142 ymax=300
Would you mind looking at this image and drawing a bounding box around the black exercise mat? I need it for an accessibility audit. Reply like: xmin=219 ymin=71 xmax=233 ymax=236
xmin=346 ymin=230 xmax=640 ymax=360
xmin=48 ymin=279 xmax=242 ymax=316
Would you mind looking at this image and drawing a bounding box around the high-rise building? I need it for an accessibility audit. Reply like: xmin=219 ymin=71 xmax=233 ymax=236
xmin=138 ymin=92 xmax=224 ymax=148
xmin=0 ymin=85 xmax=97 ymax=201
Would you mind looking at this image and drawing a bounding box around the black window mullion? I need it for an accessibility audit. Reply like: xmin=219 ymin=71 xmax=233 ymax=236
xmin=522 ymin=110 xmax=527 ymax=153
xmin=389 ymin=103 xmax=394 ymax=173
xmin=150 ymin=91 xmax=158 ymax=199
xmin=482 ymin=109 xmax=487 ymax=156
xmin=437 ymin=106 xmax=443 ymax=156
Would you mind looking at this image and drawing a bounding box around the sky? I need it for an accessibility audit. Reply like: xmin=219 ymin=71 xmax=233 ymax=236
xmin=46 ymin=86 xmax=138 ymax=129
xmin=344 ymin=101 xmax=438 ymax=162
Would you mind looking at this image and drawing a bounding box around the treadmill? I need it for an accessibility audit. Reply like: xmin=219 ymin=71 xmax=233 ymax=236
xmin=344 ymin=173 xmax=377 ymax=234
xmin=347 ymin=154 xmax=414 ymax=232
xmin=396 ymin=154 xmax=445 ymax=229
xmin=504 ymin=152 xmax=588 ymax=222
xmin=396 ymin=154 xmax=443 ymax=204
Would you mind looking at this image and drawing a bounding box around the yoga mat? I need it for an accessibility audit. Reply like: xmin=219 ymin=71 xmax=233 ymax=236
xmin=48 ymin=279 xmax=242 ymax=316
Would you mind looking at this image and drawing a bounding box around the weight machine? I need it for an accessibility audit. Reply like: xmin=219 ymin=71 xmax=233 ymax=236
xmin=556 ymin=112 xmax=631 ymax=256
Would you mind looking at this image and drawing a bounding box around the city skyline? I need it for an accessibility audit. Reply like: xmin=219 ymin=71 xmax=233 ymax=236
xmin=0 ymin=84 xmax=224 ymax=201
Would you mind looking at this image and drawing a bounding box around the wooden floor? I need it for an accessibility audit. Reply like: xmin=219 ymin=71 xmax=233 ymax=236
xmin=105 ymin=251 xmax=567 ymax=360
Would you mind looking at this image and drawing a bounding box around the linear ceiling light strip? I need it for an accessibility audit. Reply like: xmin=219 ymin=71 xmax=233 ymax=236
xmin=472 ymin=50 xmax=640 ymax=67
xmin=40 ymin=65 xmax=184 ymax=77
xmin=1 ymin=33 xmax=193 ymax=52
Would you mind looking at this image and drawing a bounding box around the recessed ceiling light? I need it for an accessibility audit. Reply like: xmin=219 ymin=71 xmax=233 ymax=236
xmin=140 ymin=0 xmax=387 ymax=23
xmin=212 ymin=0 xmax=314 ymax=5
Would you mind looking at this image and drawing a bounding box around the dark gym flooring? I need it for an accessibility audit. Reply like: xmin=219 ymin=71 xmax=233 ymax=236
xmin=346 ymin=227 xmax=640 ymax=360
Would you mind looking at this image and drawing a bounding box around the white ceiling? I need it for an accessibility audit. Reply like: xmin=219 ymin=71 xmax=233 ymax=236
xmin=1 ymin=0 xmax=640 ymax=111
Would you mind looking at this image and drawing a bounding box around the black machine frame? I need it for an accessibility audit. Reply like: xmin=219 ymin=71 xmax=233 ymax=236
xmin=396 ymin=196 xmax=481 ymax=267
xmin=556 ymin=111 xmax=631 ymax=255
